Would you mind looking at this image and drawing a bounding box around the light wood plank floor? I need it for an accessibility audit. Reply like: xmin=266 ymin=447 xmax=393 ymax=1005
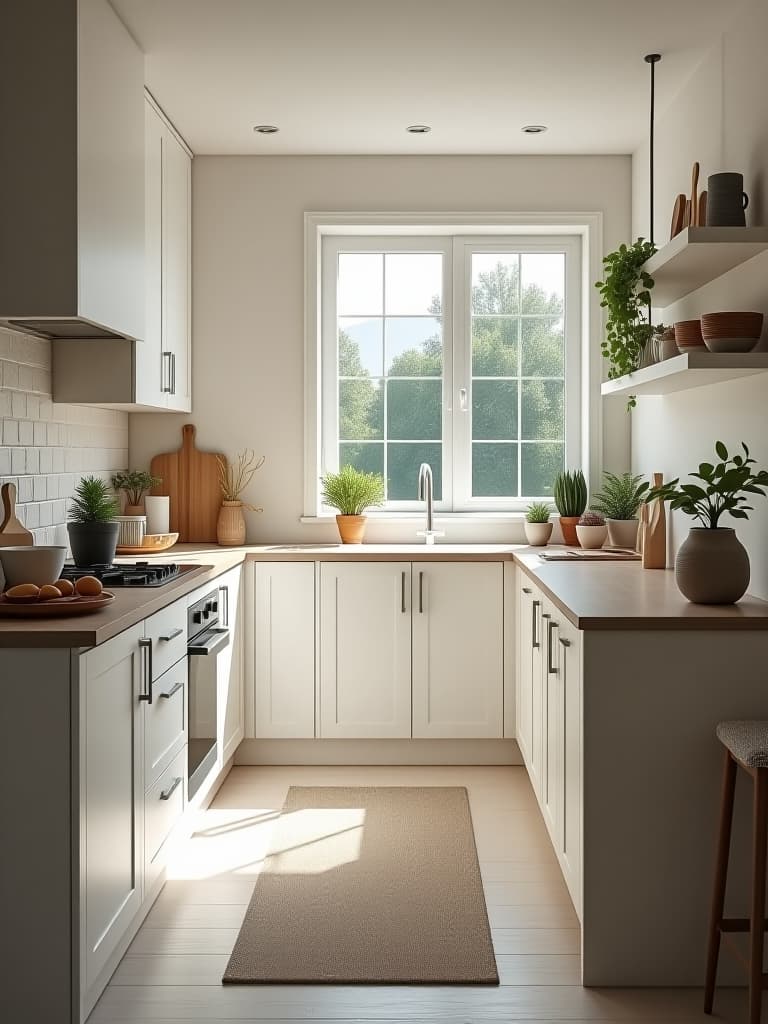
xmin=92 ymin=765 xmax=751 ymax=1022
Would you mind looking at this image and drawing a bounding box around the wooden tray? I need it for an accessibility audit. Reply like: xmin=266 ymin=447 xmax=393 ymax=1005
xmin=116 ymin=533 xmax=179 ymax=555
xmin=0 ymin=592 xmax=116 ymax=616
xmin=539 ymin=549 xmax=641 ymax=561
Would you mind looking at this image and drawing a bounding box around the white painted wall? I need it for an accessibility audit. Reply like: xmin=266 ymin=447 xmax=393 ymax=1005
xmin=130 ymin=155 xmax=631 ymax=544
xmin=631 ymin=0 xmax=768 ymax=599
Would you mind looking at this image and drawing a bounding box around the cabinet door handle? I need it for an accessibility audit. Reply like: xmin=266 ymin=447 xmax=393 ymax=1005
xmin=532 ymin=600 xmax=540 ymax=648
xmin=559 ymin=637 xmax=571 ymax=648
xmin=159 ymin=627 xmax=183 ymax=642
xmin=401 ymin=571 xmax=406 ymax=613
xmin=171 ymin=352 xmax=177 ymax=395
xmin=220 ymin=584 xmax=229 ymax=627
xmin=522 ymin=587 xmax=532 ymax=594
xmin=159 ymin=776 xmax=182 ymax=801
xmin=139 ymin=638 xmax=153 ymax=703
xmin=161 ymin=351 xmax=173 ymax=393
xmin=160 ymin=679 xmax=184 ymax=700
xmin=547 ymin=619 xmax=558 ymax=674
xmin=418 ymin=571 xmax=424 ymax=613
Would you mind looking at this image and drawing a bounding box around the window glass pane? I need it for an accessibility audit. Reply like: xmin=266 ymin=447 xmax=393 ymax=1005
xmin=471 ymin=254 xmax=520 ymax=314
xmin=385 ymin=317 xmax=442 ymax=376
xmin=472 ymin=442 xmax=518 ymax=497
xmin=387 ymin=380 xmax=441 ymax=440
xmin=337 ymin=253 xmax=383 ymax=315
xmin=472 ymin=317 xmax=518 ymax=376
xmin=387 ymin=443 xmax=442 ymax=500
xmin=385 ymin=253 xmax=442 ymax=315
xmin=338 ymin=318 xmax=383 ymax=377
xmin=520 ymin=253 xmax=564 ymax=314
xmin=521 ymin=318 xmax=564 ymax=378
xmin=339 ymin=379 xmax=383 ymax=440
xmin=521 ymin=442 xmax=564 ymax=498
xmin=472 ymin=381 xmax=518 ymax=440
xmin=521 ymin=380 xmax=564 ymax=441
xmin=339 ymin=442 xmax=384 ymax=477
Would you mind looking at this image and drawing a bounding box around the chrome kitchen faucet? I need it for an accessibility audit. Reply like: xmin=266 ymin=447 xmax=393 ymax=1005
xmin=417 ymin=462 xmax=444 ymax=545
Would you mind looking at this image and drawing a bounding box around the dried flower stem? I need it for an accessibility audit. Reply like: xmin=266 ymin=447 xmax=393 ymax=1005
xmin=217 ymin=450 xmax=265 ymax=511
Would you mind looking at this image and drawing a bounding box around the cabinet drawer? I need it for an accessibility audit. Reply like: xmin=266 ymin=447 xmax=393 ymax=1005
xmin=146 ymin=747 xmax=186 ymax=879
xmin=145 ymin=660 xmax=187 ymax=787
xmin=145 ymin=600 xmax=187 ymax=679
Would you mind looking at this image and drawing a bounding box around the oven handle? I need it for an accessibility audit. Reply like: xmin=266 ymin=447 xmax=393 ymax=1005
xmin=187 ymin=627 xmax=230 ymax=657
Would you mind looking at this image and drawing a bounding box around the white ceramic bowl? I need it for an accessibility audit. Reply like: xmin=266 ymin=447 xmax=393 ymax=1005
xmin=0 ymin=545 xmax=67 ymax=589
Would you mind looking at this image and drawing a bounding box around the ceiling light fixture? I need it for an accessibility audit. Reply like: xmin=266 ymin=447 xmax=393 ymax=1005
xmin=521 ymin=125 xmax=548 ymax=134
xmin=406 ymin=125 xmax=431 ymax=134
xmin=253 ymin=125 xmax=279 ymax=134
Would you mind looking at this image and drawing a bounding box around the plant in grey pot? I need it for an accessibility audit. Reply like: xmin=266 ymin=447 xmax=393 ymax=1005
xmin=524 ymin=502 xmax=553 ymax=546
xmin=67 ymin=476 xmax=120 ymax=567
xmin=647 ymin=441 xmax=768 ymax=604
xmin=591 ymin=471 xmax=649 ymax=549
xmin=553 ymin=470 xmax=587 ymax=546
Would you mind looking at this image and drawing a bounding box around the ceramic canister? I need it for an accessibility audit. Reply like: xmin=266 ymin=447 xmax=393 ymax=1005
xmin=707 ymin=172 xmax=749 ymax=227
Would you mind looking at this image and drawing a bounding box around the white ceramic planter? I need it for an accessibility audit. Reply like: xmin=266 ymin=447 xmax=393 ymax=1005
xmin=575 ymin=524 xmax=608 ymax=549
xmin=606 ymin=518 xmax=639 ymax=550
xmin=524 ymin=521 xmax=553 ymax=546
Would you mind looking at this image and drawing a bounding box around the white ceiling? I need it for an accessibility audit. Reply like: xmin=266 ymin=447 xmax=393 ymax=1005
xmin=112 ymin=0 xmax=736 ymax=156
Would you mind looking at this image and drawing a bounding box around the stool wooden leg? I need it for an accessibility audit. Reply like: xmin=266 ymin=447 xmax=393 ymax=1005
xmin=749 ymin=768 xmax=768 ymax=1024
xmin=705 ymin=748 xmax=737 ymax=1014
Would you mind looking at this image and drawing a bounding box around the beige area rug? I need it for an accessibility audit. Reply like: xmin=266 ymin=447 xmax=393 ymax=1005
xmin=223 ymin=786 xmax=498 ymax=985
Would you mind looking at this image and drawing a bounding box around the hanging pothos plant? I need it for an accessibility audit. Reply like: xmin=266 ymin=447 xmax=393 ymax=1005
xmin=595 ymin=238 xmax=657 ymax=409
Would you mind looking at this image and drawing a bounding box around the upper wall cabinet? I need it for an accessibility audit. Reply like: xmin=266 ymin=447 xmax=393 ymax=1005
xmin=0 ymin=0 xmax=144 ymax=342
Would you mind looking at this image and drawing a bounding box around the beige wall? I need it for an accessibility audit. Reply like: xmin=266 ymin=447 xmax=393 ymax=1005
xmin=130 ymin=154 xmax=632 ymax=543
xmin=631 ymin=0 xmax=768 ymax=599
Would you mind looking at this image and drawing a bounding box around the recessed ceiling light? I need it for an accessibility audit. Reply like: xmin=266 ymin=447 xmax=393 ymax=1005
xmin=521 ymin=124 xmax=548 ymax=134
xmin=406 ymin=124 xmax=431 ymax=134
xmin=253 ymin=125 xmax=279 ymax=134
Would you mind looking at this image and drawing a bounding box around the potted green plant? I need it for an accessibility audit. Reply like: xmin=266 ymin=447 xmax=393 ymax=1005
xmin=216 ymin=450 xmax=265 ymax=547
xmin=576 ymin=510 xmax=608 ymax=549
xmin=111 ymin=470 xmax=162 ymax=515
xmin=67 ymin=476 xmax=121 ymax=566
xmin=524 ymin=502 xmax=553 ymax=547
xmin=553 ymin=470 xmax=587 ymax=546
xmin=647 ymin=441 xmax=768 ymax=604
xmin=591 ymin=471 xmax=649 ymax=549
xmin=320 ymin=465 xmax=385 ymax=544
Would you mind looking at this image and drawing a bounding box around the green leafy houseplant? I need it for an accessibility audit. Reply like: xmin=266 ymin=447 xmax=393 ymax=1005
xmin=591 ymin=472 xmax=649 ymax=521
xmin=524 ymin=502 xmax=553 ymax=547
xmin=320 ymin=465 xmax=385 ymax=544
xmin=525 ymin=502 xmax=552 ymax=524
xmin=69 ymin=476 xmax=120 ymax=524
xmin=553 ymin=470 xmax=587 ymax=546
xmin=67 ymin=476 xmax=120 ymax=567
xmin=111 ymin=470 xmax=161 ymax=508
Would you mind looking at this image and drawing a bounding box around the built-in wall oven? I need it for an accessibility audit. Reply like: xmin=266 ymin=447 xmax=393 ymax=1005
xmin=187 ymin=587 xmax=230 ymax=799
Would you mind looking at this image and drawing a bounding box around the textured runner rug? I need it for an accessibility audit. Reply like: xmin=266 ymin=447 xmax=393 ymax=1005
xmin=223 ymin=785 xmax=498 ymax=984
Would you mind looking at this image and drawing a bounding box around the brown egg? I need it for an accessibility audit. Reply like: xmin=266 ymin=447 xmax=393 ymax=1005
xmin=75 ymin=575 xmax=103 ymax=597
xmin=38 ymin=584 xmax=63 ymax=601
xmin=6 ymin=583 xmax=40 ymax=599
xmin=54 ymin=578 xmax=75 ymax=596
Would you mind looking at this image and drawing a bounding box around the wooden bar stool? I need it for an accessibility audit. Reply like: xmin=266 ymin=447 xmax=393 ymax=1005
xmin=705 ymin=721 xmax=768 ymax=1024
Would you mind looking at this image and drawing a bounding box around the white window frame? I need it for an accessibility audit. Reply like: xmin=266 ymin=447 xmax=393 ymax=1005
xmin=303 ymin=213 xmax=603 ymax=521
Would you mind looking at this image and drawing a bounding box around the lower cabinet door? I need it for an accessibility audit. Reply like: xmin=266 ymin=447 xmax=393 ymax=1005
xmin=559 ymin=618 xmax=582 ymax=915
xmin=218 ymin=565 xmax=245 ymax=763
xmin=542 ymin=603 xmax=560 ymax=840
xmin=412 ymin=562 xmax=503 ymax=738
xmin=529 ymin=595 xmax=545 ymax=800
xmin=79 ymin=624 xmax=144 ymax=1003
xmin=516 ymin=580 xmax=536 ymax=767
xmin=145 ymin=747 xmax=187 ymax=893
xmin=319 ymin=562 xmax=412 ymax=738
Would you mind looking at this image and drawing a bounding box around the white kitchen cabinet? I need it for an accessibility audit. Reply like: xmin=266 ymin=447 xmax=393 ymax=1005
xmin=254 ymin=562 xmax=316 ymax=738
xmin=552 ymin=613 xmax=582 ymax=915
xmin=412 ymin=562 xmax=503 ymax=738
xmin=541 ymin=599 xmax=559 ymax=837
xmin=78 ymin=623 xmax=145 ymax=1011
xmin=319 ymin=562 xmax=412 ymax=738
xmin=529 ymin=591 xmax=545 ymax=801
xmin=516 ymin=579 xmax=535 ymax=766
xmin=217 ymin=565 xmax=245 ymax=763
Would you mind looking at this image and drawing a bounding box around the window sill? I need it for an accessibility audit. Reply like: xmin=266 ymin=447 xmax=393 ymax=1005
xmin=301 ymin=511 xmax=538 ymax=525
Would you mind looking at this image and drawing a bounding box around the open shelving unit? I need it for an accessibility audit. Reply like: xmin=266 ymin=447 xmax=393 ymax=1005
xmin=601 ymin=351 xmax=768 ymax=398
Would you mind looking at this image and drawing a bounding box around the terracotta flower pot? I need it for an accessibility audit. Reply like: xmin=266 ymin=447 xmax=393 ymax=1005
xmin=217 ymin=500 xmax=246 ymax=546
xmin=606 ymin=518 xmax=639 ymax=550
xmin=675 ymin=527 xmax=750 ymax=604
xmin=123 ymin=503 xmax=144 ymax=516
xmin=524 ymin=521 xmax=553 ymax=547
xmin=336 ymin=514 xmax=367 ymax=544
xmin=576 ymin=524 xmax=608 ymax=549
xmin=559 ymin=516 xmax=580 ymax=546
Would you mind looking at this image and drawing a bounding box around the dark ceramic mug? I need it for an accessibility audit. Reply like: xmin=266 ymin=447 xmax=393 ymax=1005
xmin=707 ymin=172 xmax=749 ymax=227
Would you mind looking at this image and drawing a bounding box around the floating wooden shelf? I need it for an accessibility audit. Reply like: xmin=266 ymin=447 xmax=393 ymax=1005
xmin=601 ymin=351 xmax=768 ymax=398
xmin=645 ymin=227 xmax=768 ymax=306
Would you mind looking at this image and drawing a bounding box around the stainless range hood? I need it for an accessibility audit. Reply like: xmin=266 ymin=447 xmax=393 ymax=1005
xmin=0 ymin=0 xmax=145 ymax=342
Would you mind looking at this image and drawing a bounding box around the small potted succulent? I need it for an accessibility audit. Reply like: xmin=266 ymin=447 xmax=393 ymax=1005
xmin=553 ymin=470 xmax=588 ymax=546
xmin=216 ymin=450 xmax=265 ymax=547
xmin=67 ymin=476 xmax=120 ymax=567
xmin=111 ymin=470 xmax=162 ymax=515
xmin=647 ymin=441 xmax=768 ymax=604
xmin=320 ymin=465 xmax=385 ymax=544
xmin=524 ymin=503 xmax=553 ymax=547
xmin=575 ymin=510 xmax=608 ymax=549
xmin=591 ymin=471 xmax=649 ymax=549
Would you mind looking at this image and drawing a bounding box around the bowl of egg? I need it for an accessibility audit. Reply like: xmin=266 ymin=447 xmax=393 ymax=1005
xmin=0 ymin=545 xmax=67 ymax=589
xmin=4 ymin=575 xmax=103 ymax=603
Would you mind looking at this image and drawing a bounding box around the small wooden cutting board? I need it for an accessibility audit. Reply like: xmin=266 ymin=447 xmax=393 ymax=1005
xmin=0 ymin=483 xmax=33 ymax=547
xmin=150 ymin=425 xmax=226 ymax=543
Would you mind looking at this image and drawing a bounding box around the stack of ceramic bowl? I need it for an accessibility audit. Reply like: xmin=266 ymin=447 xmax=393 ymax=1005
xmin=700 ymin=311 xmax=764 ymax=353
xmin=673 ymin=320 xmax=705 ymax=352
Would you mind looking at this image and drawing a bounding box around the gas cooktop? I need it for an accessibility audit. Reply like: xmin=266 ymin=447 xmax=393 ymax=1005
xmin=59 ymin=562 xmax=198 ymax=588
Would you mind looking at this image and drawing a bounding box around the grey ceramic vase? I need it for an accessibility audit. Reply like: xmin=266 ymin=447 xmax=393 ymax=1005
xmin=674 ymin=527 xmax=750 ymax=604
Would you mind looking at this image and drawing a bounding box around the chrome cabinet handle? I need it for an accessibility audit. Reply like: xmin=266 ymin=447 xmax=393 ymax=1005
xmin=159 ymin=776 xmax=182 ymax=801
xmin=547 ymin=619 xmax=558 ymax=674
xmin=418 ymin=571 xmax=424 ymax=613
xmin=401 ymin=571 xmax=406 ymax=613
xmin=220 ymin=584 xmax=229 ymax=627
xmin=160 ymin=679 xmax=184 ymax=700
xmin=532 ymin=600 xmax=540 ymax=649
xmin=161 ymin=351 xmax=173 ymax=393
xmin=559 ymin=637 xmax=571 ymax=648
xmin=522 ymin=587 xmax=532 ymax=594
xmin=159 ymin=627 xmax=183 ymax=642
xmin=139 ymin=637 xmax=153 ymax=703
xmin=171 ymin=352 xmax=177 ymax=395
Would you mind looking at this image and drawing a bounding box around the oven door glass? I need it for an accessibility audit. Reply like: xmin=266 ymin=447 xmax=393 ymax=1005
xmin=187 ymin=627 xmax=230 ymax=798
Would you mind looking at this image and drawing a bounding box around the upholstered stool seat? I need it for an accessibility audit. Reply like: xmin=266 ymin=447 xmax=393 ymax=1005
xmin=716 ymin=721 xmax=768 ymax=768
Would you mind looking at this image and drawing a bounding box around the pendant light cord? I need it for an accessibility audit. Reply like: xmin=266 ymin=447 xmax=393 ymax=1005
xmin=645 ymin=54 xmax=661 ymax=335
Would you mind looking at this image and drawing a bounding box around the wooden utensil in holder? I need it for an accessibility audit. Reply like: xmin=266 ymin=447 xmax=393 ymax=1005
xmin=0 ymin=483 xmax=33 ymax=547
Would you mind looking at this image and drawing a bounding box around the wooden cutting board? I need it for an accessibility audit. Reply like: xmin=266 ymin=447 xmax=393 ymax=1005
xmin=0 ymin=483 xmax=33 ymax=547
xmin=150 ymin=424 xmax=226 ymax=543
